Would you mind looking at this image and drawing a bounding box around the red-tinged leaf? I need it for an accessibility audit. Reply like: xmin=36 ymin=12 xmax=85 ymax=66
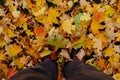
xmin=7 ymin=67 xmax=18 ymax=79
xmin=34 ymin=27 xmax=46 ymax=36
xmin=93 ymin=12 xmax=106 ymax=22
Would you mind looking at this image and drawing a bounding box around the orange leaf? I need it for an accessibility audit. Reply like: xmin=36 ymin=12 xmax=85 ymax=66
xmin=97 ymin=59 xmax=107 ymax=70
xmin=34 ymin=27 xmax=46 ymax=36
xmin=93 ymin=12 xmax=106 ymax=22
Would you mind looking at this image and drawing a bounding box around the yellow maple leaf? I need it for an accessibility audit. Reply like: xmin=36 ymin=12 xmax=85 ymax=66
xmin=116 ymin=16 xmax=120 ymax=24
xmin=26 ymin=30 xmax=33 ymax=36
xmin=108 ymin=53 xmax=120 ymax=65
xmin=90 ymin=19 xmax=104 ymax=34
xmin=96 ymin=32 xmax=108 ymax=43
xmin=113 ymin=73 xmax=120 ymax=80
xmin=14 ymin=14 xmax=27 ymax=30
xmin=7 ymin=28 xmax=15 ymax=38
xmin=25 ymin=0 xmax=33 ymax=9
xmin=13 ymin=56 xmax=27 ymax=69
xmin=48 ymin=8 xmax=60 ymax=24
xmin=52 ymin=0 xmax=62 ymax=5
xmin=0 ymin=39 xmax=6 ymax=48
xmin=32 ymin=6 xmax=46 ymax=16
xmin=116 ymin=33 xmax=120 ymax=41
xmin=9 ymin=5 xmax=20 ymax=18
xmin=0 ymin=50 xmax=6 ymax=61
xmin=62 ymin=18 xmax=75 ymax=34
xmin=77 ymin=35 xmax=93 ymax=49
xmin=83 ymin=37 xmax=94 ymax=49
xmin=104 ymin=5 xmax=115 ymax=17
xmin=7 ymin=44 xmax=22 ymax=57
xmin=103 ymin=47 xmax=116 ymax=57
xmin=36 ymin=0 xmax=46 ymax=6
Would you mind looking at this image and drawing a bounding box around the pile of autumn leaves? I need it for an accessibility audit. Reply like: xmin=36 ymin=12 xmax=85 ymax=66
xmin=0 ymin=0 xmax=120 ymax=80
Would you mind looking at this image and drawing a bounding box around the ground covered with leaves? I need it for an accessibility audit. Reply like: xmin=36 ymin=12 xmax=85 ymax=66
xmin=0 ymin=0 xmax=120 ymax=80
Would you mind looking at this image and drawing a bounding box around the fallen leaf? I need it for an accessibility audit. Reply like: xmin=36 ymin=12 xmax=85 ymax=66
xmin=48 ymin=8 xmax=60 ymax=24
xmin=62 ymin=18 xmax=75 ymax=34
xmin=76 ymin=49 xmax=85 ymax=61
xmin=90 ymin=18 xmax=104 ymax=34
xmin=116 ymin=16 xmax=120 ymax=24
xmin=0 ymin=50 xmax=6 ymax=61
xmin=47 ymin=34 xmax=70 ymax=48
xmin=0 ymin=63 xmax=8 ymax=74
xmin=0 ymin=39 xmax=6 ymax=48
xmin=103 ymin=47 xmax=116 ymax=57
xmin=0 ymin=26 xmax=3 ymax=34
xmin=59 ymin=49 xmax=71 ymax=61
xmin=80 ymin=0 xmax=89 ymax=6
xmin=104 ymin=5 xmax=115 ymax=17
xmin=36 ymin=0 xmax=46 ymax=7
xmin=34 ymin=27 xmax=46 ymax=36
xmin=108 ymin=53 xmax=120 ymax=65
xmin=7 ymin=44 xmax=22 ymax=57
xmin=93 ymin=38 xmax=102 ymax=51
xmin=93 ymin=12 xmax=106 ymax=22
xmin=52 ymin=0 xmax=62 ymax=5
xmin=74 ymin=13 xmax=83 ymax=29
xmin=40 ymin=49 xmax=52 ymax=58
xmin=9 ymin=5 xmax=20 ymax=18
xmin=79 ymin=13 xmax=91 ymax=21
xmin=32 ymin=6 xmax=46 ymax=16
xmin=97 ymin=58 xmax=107 ymax=70
xmin=7 ymin=67 xmax=17 ymax=79
xmin=113 ymin=73 xmax=120 ymax=80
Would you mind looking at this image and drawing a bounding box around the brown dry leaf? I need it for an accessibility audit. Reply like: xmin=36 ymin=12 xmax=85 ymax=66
xmin=59 ymin=49 xmax=71 ymax=61
xmin=76 ymin=49 xmax=85 ymax=61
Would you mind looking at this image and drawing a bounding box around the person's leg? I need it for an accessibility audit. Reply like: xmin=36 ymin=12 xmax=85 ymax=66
xmin=9 ymin=59 xmax=58 ymax=80
xmin=33 ymin=59 xmax=58 ymax=79
xmin=63 ymin=58 xmax=114 ymax=80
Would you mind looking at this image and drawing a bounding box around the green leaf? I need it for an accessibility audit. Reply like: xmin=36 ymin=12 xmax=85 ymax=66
xmin=40 ymin=49 xmax=52 ymax=58
xmin=47 ymin=34 xmax=70 ymax=48
xmin=73 ymin=41 xmax=83 ymax=49
xmin=89 ymin=62 xmax=101 ymax=70
xmin=74 ymin=13 xmax=83 ymax=30
xmin=57 ymin=56 xmax=64 ymax=63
